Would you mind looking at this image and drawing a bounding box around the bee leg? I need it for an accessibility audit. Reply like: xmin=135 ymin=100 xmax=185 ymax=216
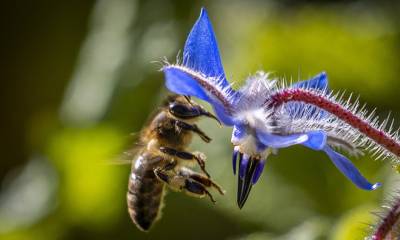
xmin=154 ymin=167 xmax=220 ymax=204
xmin=178 ymin=167 xmax=225 ymax=195
xmin=153 ymin=167 xmax=172 ymax=184
xmin=163 ymin=159 xmax=177 ymax=171
xmin=174 ymin=120 xmax=211 ymax=143
xmin=159 ymin=146 xmax=210 ymax=178
xmin=184 ymin=178 xmax=216 ymax=204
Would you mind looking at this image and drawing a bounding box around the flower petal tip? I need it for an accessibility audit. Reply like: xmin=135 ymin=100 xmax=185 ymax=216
xmin=183 ymin=7 xmax=226 ymax=82
xmin=200 ymin=7 xmax=208 ymax=17
xmin=371 ymin=182 xmax=382 ymax=190
xmin=323 ymin=146 xmax=381 ymax=191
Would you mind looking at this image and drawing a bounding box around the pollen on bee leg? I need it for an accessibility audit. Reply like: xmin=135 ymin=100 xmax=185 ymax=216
xmin=194 ymin=151 xmax=207 ymax=162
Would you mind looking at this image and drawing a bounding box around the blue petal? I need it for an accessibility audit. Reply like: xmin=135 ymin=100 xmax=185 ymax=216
xmin=231 ymin=124 xmax=247 ymax=143
xmin=256 ymin=132 xmax=307 ymax=148
xmin=256 ymin=130 xmax=326 ymax=149
xmin=323 ymin=146 xmax=381 ymax=190
xmin=164 ymin=67 xmax=209 ymax=101
xmin=163 ymin=8 xmax=239 ymax=125
xmin=252 ymin=160 xmax=266 ymax=184
xmin=213 ymin=101 xmax=236 ymax=126
xmin=183 ymin=8 xmax=229 ymax=88
xmin=164 ymin=67 xmax=236 ymax=125
xmin=302 ymin=131 xmax=327 ymax=150
xmin=288 ymin=72 xmax=329 ymax=119
xmin=292 ymin=72 xmax=328 ymax=90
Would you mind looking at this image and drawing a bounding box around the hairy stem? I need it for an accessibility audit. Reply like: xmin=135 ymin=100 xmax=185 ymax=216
xmin=269 ymin=88 xmax=400 ymax=158
xmin=372 ymin=195 xmax=400 ymax=239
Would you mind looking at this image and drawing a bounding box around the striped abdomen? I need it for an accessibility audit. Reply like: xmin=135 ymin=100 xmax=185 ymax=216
xmin=127 ymin=153 xmax=165 ymax=231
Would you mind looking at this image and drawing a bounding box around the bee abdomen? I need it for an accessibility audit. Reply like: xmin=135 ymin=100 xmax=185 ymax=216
xmin=127 ymin=160 xmax=164 ymax=231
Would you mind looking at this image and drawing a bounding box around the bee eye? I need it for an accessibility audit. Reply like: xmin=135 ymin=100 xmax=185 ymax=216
xmin=168 ymin=101 xmax=221 ymax=125
xmin=169 ymin=103 xmax=199 ymax=118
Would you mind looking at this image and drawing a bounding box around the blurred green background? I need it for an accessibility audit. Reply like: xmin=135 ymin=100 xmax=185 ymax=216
xmin=2 ymin=0 xmax=400 ymax=239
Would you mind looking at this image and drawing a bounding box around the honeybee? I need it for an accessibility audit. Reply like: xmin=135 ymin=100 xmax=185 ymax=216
xmin=127 ymin=95 xmax=225 ymax=231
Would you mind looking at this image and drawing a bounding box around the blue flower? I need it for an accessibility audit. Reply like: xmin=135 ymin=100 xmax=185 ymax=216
xmin=163 ymin=8 xmax=381 ymax=208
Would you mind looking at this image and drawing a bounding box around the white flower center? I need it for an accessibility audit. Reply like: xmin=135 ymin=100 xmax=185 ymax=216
xmin=231 ymin=109 xmax=273 ymax=159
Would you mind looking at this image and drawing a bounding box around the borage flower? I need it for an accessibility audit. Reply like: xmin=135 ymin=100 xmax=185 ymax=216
xmin=162 ymin=8 xmax=400 ymax=208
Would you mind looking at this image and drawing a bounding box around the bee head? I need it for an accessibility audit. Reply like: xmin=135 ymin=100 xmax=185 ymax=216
xmin=165 ymin=95 xmax=221 ymax=125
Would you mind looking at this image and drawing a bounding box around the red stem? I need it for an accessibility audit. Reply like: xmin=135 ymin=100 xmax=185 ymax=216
xmin=373 ymin=197 xmax=400 ymax=239
xmin=269 ymin=88 xmax=400 ymax=158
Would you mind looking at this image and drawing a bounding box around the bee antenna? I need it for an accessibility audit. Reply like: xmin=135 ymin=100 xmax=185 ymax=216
xmin=184 ymin=95 xmax=193 ymax=105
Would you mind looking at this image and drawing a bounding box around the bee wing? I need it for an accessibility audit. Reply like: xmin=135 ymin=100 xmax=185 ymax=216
xmin=107 ymin=158 xmax=133 ymax=165
xmin=107 ymin=149 xmax=140 ymax=165
xmin=107 ymin=138 xmax=145 ymax=165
